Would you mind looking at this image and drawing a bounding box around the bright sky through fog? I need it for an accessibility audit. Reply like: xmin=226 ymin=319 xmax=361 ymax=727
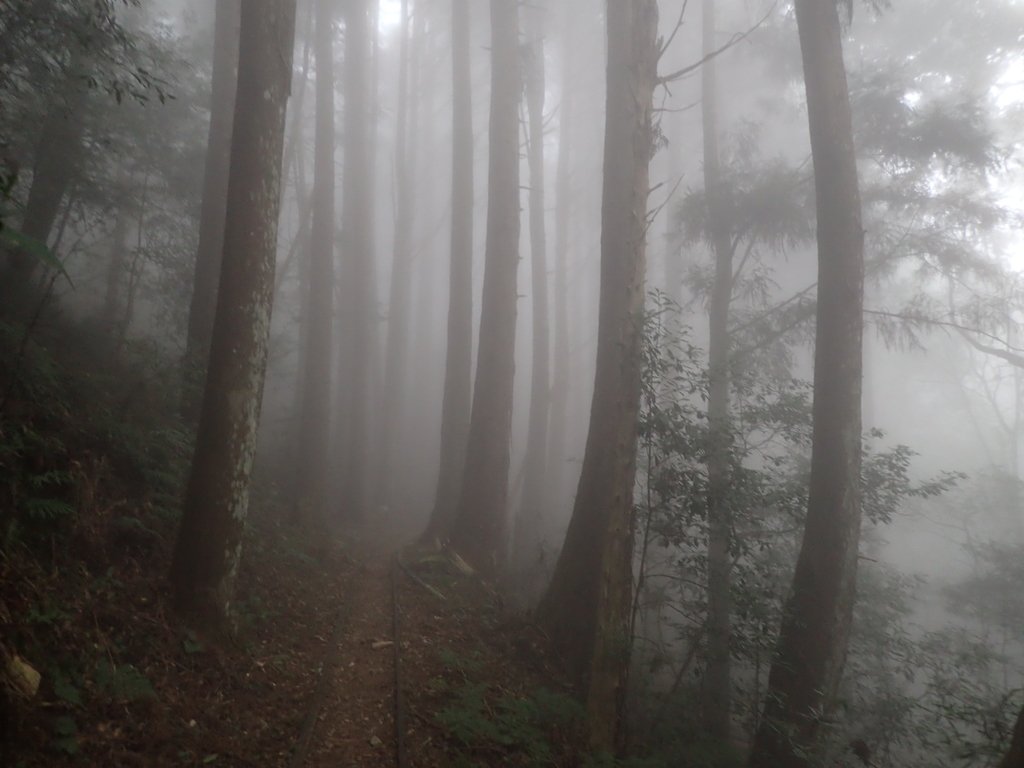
xmin=380 ymin=0 xmax=401 ymax=29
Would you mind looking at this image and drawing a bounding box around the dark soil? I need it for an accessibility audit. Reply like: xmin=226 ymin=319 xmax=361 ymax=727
xmin=3 ymin=512 xmax=581 ymax=767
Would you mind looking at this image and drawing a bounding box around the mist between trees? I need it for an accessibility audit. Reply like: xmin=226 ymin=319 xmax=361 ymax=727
xmin=1 ymin=0 xmax=1024 ymax=765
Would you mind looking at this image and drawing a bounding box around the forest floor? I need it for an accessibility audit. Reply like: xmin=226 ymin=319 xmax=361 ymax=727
xmin=0 ymin=320 xmax=584 ymax=766
xmin=3 ymin=514 xmax=583 ymax=767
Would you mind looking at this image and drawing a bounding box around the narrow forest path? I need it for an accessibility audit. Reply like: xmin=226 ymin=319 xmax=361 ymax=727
xmin=285 ymin=531 xmax=577 ymax=768
xmin=298 ymin=538 xmax=401 ymax=767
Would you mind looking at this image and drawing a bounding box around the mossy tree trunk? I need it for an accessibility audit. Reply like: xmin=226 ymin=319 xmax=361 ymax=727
xmin=170 ymin=0 xmax=297 ymax=627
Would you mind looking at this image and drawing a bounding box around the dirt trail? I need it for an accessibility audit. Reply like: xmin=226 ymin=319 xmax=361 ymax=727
xmin=284 ymin=530 xmax=571 ymax=768
xmin=298 ymin=539 xmax=401 ymax=767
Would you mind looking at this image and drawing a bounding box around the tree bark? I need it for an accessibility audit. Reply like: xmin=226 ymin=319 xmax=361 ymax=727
xmin=423 ymin=0 xmax=474 ymax=543
xmin=546 ymin=6 xmax=573 ymax=533
xmin=182 ymin=0 xmax=241 ymax=418
xmin=747 ymin=0 xmax=865 ymax=765
xmin=169 ymin=0 xmax=297 ymax=627
xmin=448 ymin=0 xmax=520 ymax=574
xmin=513 ymin=2 xmax=551 ymax=571
xmin=536 ymin=0 xmax=658 ymax=753
xmin=1000 ymin=704 xmax=1024 ymax=768
xmin=377 ymin=0 xmax=417 ymax=514
xmin=295 ymin=0 xmax=337 ymax=528
xmin=101 ymin=212 xmax=130 ymax=342
xmin=701 ymin=0 xmax=734 ymax=742
xmin=335 ymin=0 xmax=376 ymax=524
xmin=0 ymin=69 xmax=86 ymax=311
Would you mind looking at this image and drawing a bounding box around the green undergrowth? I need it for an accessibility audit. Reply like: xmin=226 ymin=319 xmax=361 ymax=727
xmin=432 ymin=647 xmax=586 ymax=767
xmin=1 ymin=312 xmax=347 ymax=764
xmin=0 ymin=318 xmax=191 ymax=552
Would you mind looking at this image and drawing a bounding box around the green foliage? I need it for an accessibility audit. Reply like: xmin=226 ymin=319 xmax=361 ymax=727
xmin=436 ymin=684 xmax=583 ymax=764
xmin=433 ymin=649 xmax=584 ymax=765
xmin=94 ymin=660 xmax=156 ymax=703
xmin=0 ymin=229 xmax=73 ymax=285
xmin=52 ymin=669 xmax=83 ymax=707
xmin=50 ymin=714 xmax=79 ymax=755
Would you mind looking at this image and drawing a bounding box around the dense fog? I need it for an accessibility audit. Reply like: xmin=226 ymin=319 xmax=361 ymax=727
xmin=2 ymin=0 xmax=1023 ymax=765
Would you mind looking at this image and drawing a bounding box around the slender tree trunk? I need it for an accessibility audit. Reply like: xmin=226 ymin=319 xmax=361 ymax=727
xmin=662 ymin=105 xmax=685 ymax=311
xmin=169 ymin=0 xmax=297 ymax=627
xmin=182 ymin=0 xmax=241 ymax=417
xmin=295 ymin=0 xmax=336 ymax=527
xmin=448 ymin=0 xmax=520 ymax=574
xmin=536 ymin=0 xmax=658 ymax=753
xmin=0 ymin=69 xmax=86 ymax=310
xmin=377 ymin=0 xmax=417 ymax=514
xmin=514 ymin=3 xmax=551 ymax=571
xmin=101 ymin=212 xmax=130 ymax=341
xmin=281 ymin=1 xmax=314 ymax=194
xmin=423 ymin=0 xmax=474 ymax=543
xmin=747 ymin=0 xmax=865 ymax=764
xmin=1000 ymin=705 xmax=1024 ymax=768
xmin=701 ymin=0 xmax=734 ymax=742
xmin=336 ymin=0 xmax=376 ymax=524
xmin=546 ymin=7 xmax=573 ymax=530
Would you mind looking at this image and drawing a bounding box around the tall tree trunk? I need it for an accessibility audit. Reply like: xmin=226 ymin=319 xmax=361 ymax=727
xmin=182 ymin=0 xmax=241 ymax=418
xmin=1001 ymin=704 xmax=1024 ymax=768
xmin=295 ymin=0 xmax=337 ymax=527
xmin=377 ymin=0 xmax=417 ymax=514
xmin=423 ymin=0 xmax=474 ymax=543
xmin=535 ymin=0 xmax=658 ymax=752
xmin=0 ymin=69 xmax=86 ymax=310
xmin=546 ymin=7 xmax=573 ymax=531
xmin=101 ymin=212 xmax=130 ymax=342
xmin=514 ymin=2 xmax=551 ymax=571
xmin=336 ymin=0 xmax=376 ymax=524
xmin=169 ymin=0 xmax=297 ymax=627
xmin=701 ymin=0 xmax=734 ymax=742
xmin=448 ymin=0 xmax=520 ymax=574
xmin=747 ymin=0 xmax=865 ymax=764
xmin=662 ymin=105 xmax=685 ymax=311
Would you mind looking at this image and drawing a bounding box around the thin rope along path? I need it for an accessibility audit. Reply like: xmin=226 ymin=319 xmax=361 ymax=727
xmin=392 ymin=556 xmax=408 ymax=768
xmin=289 ymin=599 xmax=350 ymax=767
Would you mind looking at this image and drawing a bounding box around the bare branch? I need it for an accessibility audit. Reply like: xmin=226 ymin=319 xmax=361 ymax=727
xmin=658 ymin=3 xmax=776 ymax=85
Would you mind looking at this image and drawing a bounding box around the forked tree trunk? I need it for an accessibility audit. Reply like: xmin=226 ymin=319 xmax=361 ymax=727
xmin=1001 ymin=705 xmax=1024 ymax=768
xmin=182 ymin=0 xmax=241 ymax=417
xmin=536 ymin=0 xmax=658 ymax=753
xmin=514 ymin=2 xmax=551 ymax=571
xmin=336 ymin=0 xmax=376 ymax=524
xmin=295 ymin=0 xmax=337 ymax=527
xmin=169 ymin=0 xmax=297 ymax=627
xmin=448 ymin=0 xmax=520 ymax=574
xmin=701 ymin=0 xmax=735 ymax=742
xmin=423 ymin=0 xmax=473 ymax=543
xmin=747 ymin=0 xmax=865 ymax=765
xmin=377 ymin=0 xmax=417 ymax=514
